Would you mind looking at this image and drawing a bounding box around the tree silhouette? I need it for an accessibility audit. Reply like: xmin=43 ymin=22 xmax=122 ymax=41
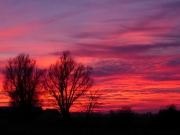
xmin=118 ymin=106 xmax=135 ymax=125
xmin=156 ymin=104 xmax=180 ymax=128
xmin=43 ymin=51 xmax=93 ymax=122
xmin=80 ymin=89 xmax=102 ymax=123
xmin=3 ymin=53 xmax=44 ymax=111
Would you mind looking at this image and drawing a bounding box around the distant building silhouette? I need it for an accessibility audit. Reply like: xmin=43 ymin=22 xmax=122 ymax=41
xmin=0 ymin=106 xmax=43 ymax=119
xmin=40 ymin=109 xmax=61 ymax=118
xmin=0 ymin=106 xmax=15 ymax=111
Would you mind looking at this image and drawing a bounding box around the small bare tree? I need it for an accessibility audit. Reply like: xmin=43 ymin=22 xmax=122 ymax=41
xmin=80 ymin=89 xmax=102 ymax=122
xmin=3 ymin=53 xmax=44 ymax=110
xmin=43 ymin=51 xmax=93 ymax=121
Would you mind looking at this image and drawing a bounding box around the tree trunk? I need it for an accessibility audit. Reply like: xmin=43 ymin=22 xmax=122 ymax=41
xmin=86 ymin=112 xmax=90 ymax=124
xmin=62 ymin=109 xmax=71 ymax=124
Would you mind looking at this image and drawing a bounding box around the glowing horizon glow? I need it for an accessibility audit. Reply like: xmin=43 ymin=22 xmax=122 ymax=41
xmin=0 ymin=0 xmax=180 ymax=113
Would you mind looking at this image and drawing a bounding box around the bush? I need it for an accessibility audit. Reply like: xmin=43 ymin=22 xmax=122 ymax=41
xmin=156 ymin=104 xmax=180 ymax=128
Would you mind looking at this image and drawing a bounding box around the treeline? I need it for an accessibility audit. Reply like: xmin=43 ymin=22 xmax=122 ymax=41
xmin=106 ymin=104 xmax=180 ymax=129
xmin=0 ymin=104 xmax=180 ymax=129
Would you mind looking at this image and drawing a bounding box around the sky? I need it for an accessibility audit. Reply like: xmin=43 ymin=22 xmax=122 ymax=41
xmin=0 ymin=0 xmax=180 ymax=113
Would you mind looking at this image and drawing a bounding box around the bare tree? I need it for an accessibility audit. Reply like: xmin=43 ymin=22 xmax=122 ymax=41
xmin=43 ymin=51 xmax=93 ymax=121
xmin=80 ymin=89 xmax=102 ymax=122
xmin=3 ymin=53 xmax=44 ymax=110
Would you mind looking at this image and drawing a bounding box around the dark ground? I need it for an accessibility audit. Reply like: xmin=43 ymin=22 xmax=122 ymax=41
xmin=0 ymin=116 xmax=180 ymax=135
xmin=1 ymin=105 xmax=180 ymax=135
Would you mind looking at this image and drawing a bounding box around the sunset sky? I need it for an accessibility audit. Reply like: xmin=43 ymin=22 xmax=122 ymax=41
xmin=0 ymin=0 xmax=180 ymax=113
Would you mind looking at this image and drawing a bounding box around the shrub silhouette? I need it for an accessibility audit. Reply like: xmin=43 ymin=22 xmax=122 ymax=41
xmin=117 ymin=106 xmax=135 ymax=127
xmin=156 ymin=104 xmax=180 ymax=128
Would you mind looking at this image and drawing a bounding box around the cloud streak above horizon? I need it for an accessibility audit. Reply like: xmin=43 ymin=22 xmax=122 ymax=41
xmin=0 ymin=0 xmax=180 ymax=113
